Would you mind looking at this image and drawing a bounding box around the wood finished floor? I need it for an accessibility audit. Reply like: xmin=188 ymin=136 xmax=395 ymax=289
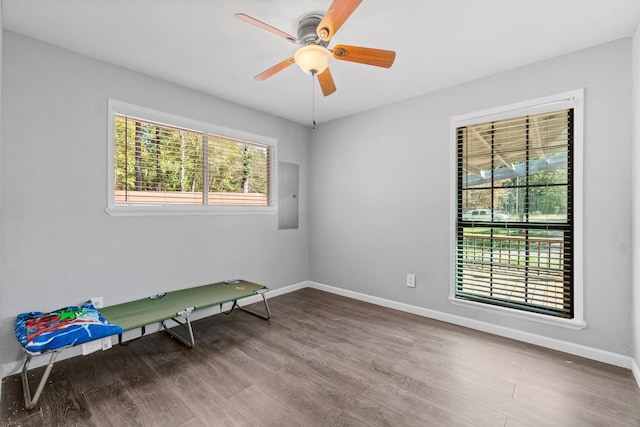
xmin=2 ymin=288 xmax=640 ymax=426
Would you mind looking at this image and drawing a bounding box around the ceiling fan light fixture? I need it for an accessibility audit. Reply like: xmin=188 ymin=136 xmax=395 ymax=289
xmin=294 ymin=44 xmax=331 ymax=75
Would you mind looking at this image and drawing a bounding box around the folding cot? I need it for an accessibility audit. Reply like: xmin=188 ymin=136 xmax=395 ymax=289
xmin=14 ymin=279 xmax=270 ymax=409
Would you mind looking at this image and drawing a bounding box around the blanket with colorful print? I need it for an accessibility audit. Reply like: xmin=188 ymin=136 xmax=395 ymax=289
xmin=15 ymin=301 xmax=123 ymax=354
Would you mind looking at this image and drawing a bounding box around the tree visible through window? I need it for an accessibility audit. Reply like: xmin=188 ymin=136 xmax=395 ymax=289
xmin=113 ymin=114 xmax=271 ymax=207
xmin=455 ymin=107 xmax=574 ymax=318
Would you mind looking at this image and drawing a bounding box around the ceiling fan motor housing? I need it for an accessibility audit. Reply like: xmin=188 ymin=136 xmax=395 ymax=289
xmin=297 ymin=14 xmax=329 ymax=47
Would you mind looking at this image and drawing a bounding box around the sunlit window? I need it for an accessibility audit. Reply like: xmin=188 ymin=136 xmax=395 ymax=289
xmin=453 ymin=93 xmax=582 ymax=320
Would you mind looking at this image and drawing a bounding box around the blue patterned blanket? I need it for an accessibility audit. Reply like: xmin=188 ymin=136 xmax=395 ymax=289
xmin=15 ymin=301 xmax=123 ymax=354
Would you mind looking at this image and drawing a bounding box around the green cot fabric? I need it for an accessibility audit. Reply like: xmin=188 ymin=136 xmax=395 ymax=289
xmin=100 ymin=280 xmax=265 ymax=331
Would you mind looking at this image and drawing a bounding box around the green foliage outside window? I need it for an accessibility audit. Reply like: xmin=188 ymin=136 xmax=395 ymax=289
xmin=114 ymin=115 xmax=269 ymax=206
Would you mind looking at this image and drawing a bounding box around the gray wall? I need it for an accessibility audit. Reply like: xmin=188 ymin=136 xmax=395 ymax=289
xmin=633 ymin=21 xmax=640 ymax=374
xmin=0 ymin=6 xmax=3 ymax=382
xmin=309 ymin=38 xmax=633 ymax=356
xmin=0 ymin=32 xmax=310 ymax=367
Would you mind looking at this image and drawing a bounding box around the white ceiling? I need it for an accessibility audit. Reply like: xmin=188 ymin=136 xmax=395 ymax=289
xmin=3 ymin=1 xmax=640 ymax=126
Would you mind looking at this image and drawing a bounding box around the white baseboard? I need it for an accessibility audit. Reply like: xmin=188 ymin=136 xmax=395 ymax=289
xmin=308 ymin=281 xmax=635 ymax=371
xmin=261 ymin=281 xmax=308 ymax=298
xmin=632 ymin=357 xmax=640 ymax=386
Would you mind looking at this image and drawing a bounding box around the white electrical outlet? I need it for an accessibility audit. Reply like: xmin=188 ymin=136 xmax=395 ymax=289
xmin=91 ymin=296 xmax=104 ymax=309
xmin=406 ymin=273 xmax=416 ymax=288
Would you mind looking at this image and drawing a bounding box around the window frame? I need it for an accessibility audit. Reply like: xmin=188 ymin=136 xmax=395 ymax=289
xmin=449 ymin=90 xmax=585 ymax=329
xmin=106 ymin=99 xmax=277 ymax=216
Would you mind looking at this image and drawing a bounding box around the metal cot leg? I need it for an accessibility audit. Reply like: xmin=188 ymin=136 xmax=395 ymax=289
xmin=238 ymin=290 xmax=271 ymax=320
xmin=21 ymin=351 xmax=60 ymax=410
xmin=161 ymin=308 xmax=195 ymax=348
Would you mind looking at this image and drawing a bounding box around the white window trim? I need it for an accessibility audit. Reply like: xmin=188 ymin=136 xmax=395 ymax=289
xmin=449 ymin=89 xmax=585 ymax=330
xmin=106 ymin=99 xmax=277 ymax=216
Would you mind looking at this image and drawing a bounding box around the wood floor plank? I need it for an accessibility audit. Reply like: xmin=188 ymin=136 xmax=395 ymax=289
xmin=83 ymin=381 xmax=142 ymax=426
xmin=0 ymin=374 xmax=40 ymax=425
xmin=152 ymin=356 xmax=259 ymax=426
xmin=373 ymin=362 xmax=508 ymax=426
xmin=57 ymin=339 xmax=156 ymax=394
xmin=200 ymin=339 xmax=340 ymax=425
xmin=403 ymin=344 xmax=519 ymax=398
xmin=361 ymin=382 xmax=483 ymax=426
xmin=330 ymin=410 xmax=374 ymax=427
xmin=5 ymin=410 xmax=45 ymax=427
xmin=161 ymin=345 xmax=252 ymax=400
xmin=336 ymin=391 xmax=444 ymax=427
xmin=37 ymin=368 xmax=96 ymax=426
xmin=227 ymin=384 xmax=300 ymax=427
xmin=505 ymin=417 xmax=536 ymax=427
xmin=128 ymin=327 xmax=194 ymax=369
xmin=177 ymin=417 xmax=209 ymax=427
xmin=512 ymin=382 xmax=640 ymax=426
xmin=120 ymin=364 xmax=195 ymax=427
xmin=2 ymin=287 xmax=640 ymax=427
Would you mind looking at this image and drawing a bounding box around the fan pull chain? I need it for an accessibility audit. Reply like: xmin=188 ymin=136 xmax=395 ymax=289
xmin=311 ymin=71 xmax=316 ymax=130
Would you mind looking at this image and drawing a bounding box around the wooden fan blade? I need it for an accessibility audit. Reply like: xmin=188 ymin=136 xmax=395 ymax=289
xmin=332 ymin=44 xmax=396 ymax=68
xmin=254 ymin=57 xmax=296 ymax=81
xmin=235 ymin=13 xmax=297 ymax=43
xmin=316 ymin=0 xmax=363 ymax=41
xmin=317 ymin=68 xmax=337 ymax=96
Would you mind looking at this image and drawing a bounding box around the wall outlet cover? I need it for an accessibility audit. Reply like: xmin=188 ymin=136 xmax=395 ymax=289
xmin=406 ymin=273 xmax=416 ymax=288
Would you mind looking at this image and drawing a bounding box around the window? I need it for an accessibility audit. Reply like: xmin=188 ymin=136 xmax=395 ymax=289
xmin=451 ymin=91 xmax=583 ymax=325
xmin=107 ymin=100 xmax=275 ymax=214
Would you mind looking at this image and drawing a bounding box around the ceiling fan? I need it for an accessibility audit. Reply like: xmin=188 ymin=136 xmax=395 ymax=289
xmin=235 ymin=0 xmax=396 ymax=96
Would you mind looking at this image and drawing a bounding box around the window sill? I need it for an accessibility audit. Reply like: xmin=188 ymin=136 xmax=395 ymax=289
xmin=448 ymin=297 xmax=587 ymax=330
xmin=105 ymin=205 xmax=276 ymax=216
